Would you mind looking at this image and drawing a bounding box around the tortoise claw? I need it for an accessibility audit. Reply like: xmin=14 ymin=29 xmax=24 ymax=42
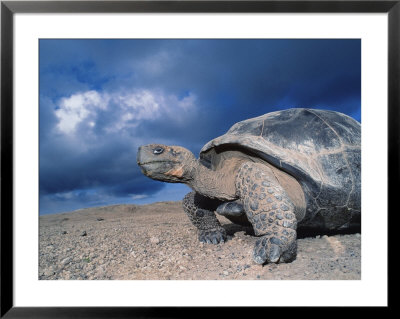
xmin=198 ymin=228 xmax=226 ymax=244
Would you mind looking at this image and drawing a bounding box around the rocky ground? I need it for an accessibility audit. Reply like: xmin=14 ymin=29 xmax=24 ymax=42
xmin=39 ymin=201 xmax=361 ymax=280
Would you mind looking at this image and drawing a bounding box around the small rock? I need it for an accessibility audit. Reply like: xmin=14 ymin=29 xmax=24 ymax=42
xmin=223 ymin=271 xmax=229 ymax=276
xmin=62 ymin=231 xmax=68 ymax=235
xmin=62 ymin=270 xmax=72 ymax=280
xmin=150 ymin=236 xmax=160 ymax=244
xmin=43 ymin=269 xmax=55 ymax=277
xmin=61 ymin=257 xmax=72 ymax=265
xmin=96 ymin=218 xmax=104 ymax=221
xmin=81 ymin=231 xmax=87 ymax=237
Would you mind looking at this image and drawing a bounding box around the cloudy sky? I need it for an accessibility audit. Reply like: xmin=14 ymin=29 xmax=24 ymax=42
xmin=39 ymin=39 xmax=361 ymax=215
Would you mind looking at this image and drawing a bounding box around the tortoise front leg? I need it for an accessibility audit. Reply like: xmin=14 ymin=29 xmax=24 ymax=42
xmin=182 ymin=191 xmax=226 ymax=244
xmin=236 ymin=162 xmax=298 ymax=264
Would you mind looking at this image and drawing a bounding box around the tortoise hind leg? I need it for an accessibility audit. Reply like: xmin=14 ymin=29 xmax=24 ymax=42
xmin=236 ymin=162 xmax=298 ymax=264
xmin=182 ymin=191 xmax=227 ymax=244
xmin=216 ymin=200 xmax=244 ymax=217
xmin=216 ymin=200 xmax=252 ymax=226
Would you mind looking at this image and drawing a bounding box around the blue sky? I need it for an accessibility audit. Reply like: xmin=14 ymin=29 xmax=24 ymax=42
xmin=39 ymin=39 xmax=361 ymax=215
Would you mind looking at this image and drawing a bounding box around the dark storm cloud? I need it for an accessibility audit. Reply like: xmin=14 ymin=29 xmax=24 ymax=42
xmin=39 ymin=39 xmax=361 ymax=214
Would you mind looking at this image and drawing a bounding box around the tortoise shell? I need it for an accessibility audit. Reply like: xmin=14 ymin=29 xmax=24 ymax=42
xmin=200 ymin=108 xmax=361 ymax=222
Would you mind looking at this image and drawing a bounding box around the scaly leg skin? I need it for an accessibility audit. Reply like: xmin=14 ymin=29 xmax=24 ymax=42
xmin=182 ymin=191 xmax=226 ymax=244
xmin=236 ymin=162 xmax=298 ymax=264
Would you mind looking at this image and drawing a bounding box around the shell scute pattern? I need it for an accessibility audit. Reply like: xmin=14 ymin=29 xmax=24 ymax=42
xmin=201 ymin=108 xmax=361 ymax=227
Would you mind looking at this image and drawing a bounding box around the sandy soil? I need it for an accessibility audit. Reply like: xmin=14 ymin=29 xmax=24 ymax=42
xmin=39 ymin=201 xmax=361 ymax=280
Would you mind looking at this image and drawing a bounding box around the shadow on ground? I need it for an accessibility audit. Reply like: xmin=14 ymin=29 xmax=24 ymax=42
xmin=223 ymin=222 xmax=361 ymax=240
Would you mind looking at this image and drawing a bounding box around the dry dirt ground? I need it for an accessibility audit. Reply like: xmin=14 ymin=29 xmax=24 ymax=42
xmin=39 ymin=201 xmax=361 ymax=280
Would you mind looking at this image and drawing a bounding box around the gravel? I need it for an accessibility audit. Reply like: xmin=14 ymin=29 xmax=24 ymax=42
xmin=39 ymin=201 xmax=361 ymax=280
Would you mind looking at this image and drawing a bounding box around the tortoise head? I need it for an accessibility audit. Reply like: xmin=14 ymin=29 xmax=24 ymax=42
xmin=137 ymin=144 xmax=196 ymax=183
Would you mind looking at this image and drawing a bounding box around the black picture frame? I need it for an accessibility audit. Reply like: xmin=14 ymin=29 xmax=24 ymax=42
xmin=1 ymin=0 xmax=395 ymax=317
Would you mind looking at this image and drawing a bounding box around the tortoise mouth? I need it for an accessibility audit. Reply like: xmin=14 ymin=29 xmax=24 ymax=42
xmin=137 ymin=160 xmax=175 ymax=167
xmin=138 ymin=160 xmax=167 ymax=165
xmin=138 ymin=161 xmax=176 ymax=175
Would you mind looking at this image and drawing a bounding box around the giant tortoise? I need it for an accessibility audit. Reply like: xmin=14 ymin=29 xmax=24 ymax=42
xmin=137 ymin=108 xmax=361 ymax=264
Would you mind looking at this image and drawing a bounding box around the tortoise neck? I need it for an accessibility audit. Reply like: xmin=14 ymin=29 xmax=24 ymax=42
xmin=187 ymin=159 xmax=238 ymax=201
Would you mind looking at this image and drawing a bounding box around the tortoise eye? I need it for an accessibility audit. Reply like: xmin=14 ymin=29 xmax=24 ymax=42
xmin=153 ymin=147 xmax=164 ymax=155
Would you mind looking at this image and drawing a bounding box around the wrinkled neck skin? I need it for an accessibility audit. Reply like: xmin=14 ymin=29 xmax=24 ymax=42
xmin=186 ymin=158 xmax=238 ymax=201
xmin=137 ymin=144 xmax=238 ymax=201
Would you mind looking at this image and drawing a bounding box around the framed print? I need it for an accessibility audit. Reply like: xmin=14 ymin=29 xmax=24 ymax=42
xmin=1 ymin=0 xmax=395 ymax=316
